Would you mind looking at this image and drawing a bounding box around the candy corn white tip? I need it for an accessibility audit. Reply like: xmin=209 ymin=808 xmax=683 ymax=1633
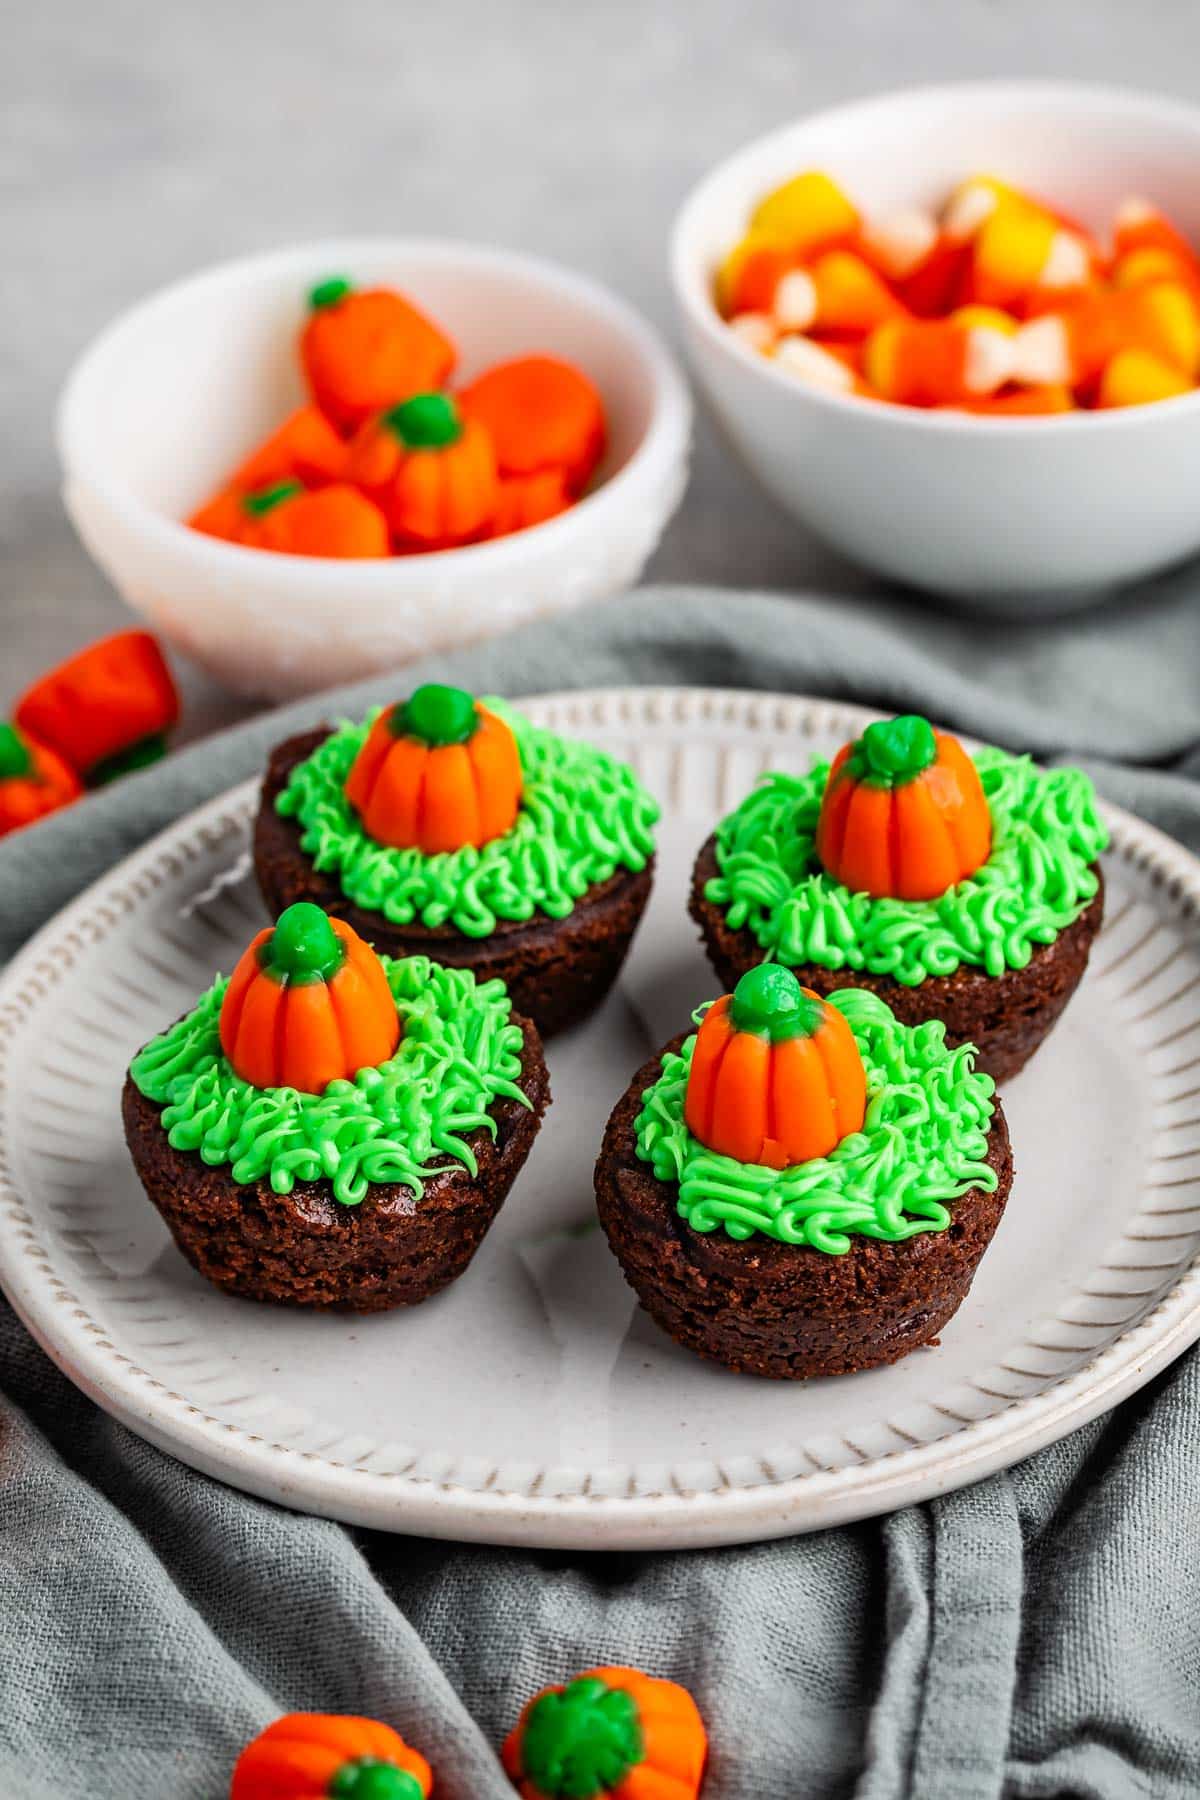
xmin=772 ymin=270 xmax=818 ymax=332
xmin=773 ymin=334 xmax=855 ymax=392
xmin=943 ymin=182 xmax=1001 ymax=244
xmin=1011 ymin=315 xmax=1070 ymax=386
xmin=1115 ymin=196 xmax=1156 ymax=230
xmin=964 ymin=327 xmax=1016 ymax=395
xmin=729 ymin=312 xmax=776 ymax=355
xmin=1041 ymin=231 xmax=1091 ymax=290
xmin=860 ymin=209 xmax=938 ymax=279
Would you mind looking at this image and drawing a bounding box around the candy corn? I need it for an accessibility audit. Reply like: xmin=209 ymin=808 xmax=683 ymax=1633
xmin=717 ymin=167 xmax=1200 ymax=413
xmin=863 ymin=318 xmax=1012 ymax=405
xmin=1096 ymin=348 xmax=1193 ymax=409
xmin=1013 ymin=282 xmax=1200 ymax=386
xmin=773 ymin=251 xmax=908 ymax=335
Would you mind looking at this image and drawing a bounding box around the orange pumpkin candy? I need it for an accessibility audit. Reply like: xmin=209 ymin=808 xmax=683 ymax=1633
xmin=685 ymin=966 xmax=866 ymax=1168
xmin=344 ymin=392 xmax=497 ymax=548
xmin=345 ymin=684 xmax=522 ymax=856
xmin=230 ymin=1711 xmax=432 ymax=1800
xmin=815 ymin=714 xmax=991 ymax=902
xmin=219 ymin=905 xmax=400 ymax=1094
xmin=0 ymin=722 xmax=82 ymax=837
xmin=502 ymin=1665 xmax=707 ymax=1800
xmin=300 ymin=276 xmax=456 ymax=433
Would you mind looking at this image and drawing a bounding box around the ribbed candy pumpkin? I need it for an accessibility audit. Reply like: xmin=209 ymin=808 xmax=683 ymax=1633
xmin=0 ymin=722 xmax=82 ymax=837
xmin=344 ymin=391 xmax=497 ymax=548
xmin=815 ymin=714 xmax=992 ymax=901
xmin=218 ymin=904 xmax=400 ymax=1094
xmin=685 ymin=965 xmax=867 ymax=1168
xmin=345 ymin=684 xmax=523 ymax=855
xmin=502 ymin=1666 xmax=707 ymax=1800
xmin=230 ymin=1711 xmax=432 ymax=1800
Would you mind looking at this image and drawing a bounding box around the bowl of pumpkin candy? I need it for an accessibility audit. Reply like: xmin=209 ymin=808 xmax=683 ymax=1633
xmin=57 ymin=240 xmax=691 ymax=700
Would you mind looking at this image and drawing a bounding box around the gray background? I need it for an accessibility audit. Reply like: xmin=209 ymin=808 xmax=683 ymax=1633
xmin=5 ymin=0 xmax=1197 ymax=735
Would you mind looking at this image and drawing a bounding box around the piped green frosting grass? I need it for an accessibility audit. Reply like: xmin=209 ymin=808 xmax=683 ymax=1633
xmin=705 ymin=745 xmax=1106 ymax=985
xmin=129 ymin=953 xmax=529 ymax=1207
xmin=276 ymin=700 xmax=659 ymax=938
xmin=635 ymin=988 xmax=997 ymax=1252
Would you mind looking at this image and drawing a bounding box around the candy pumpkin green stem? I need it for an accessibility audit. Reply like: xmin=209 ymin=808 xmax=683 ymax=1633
xmin=242 ymin=479 xmax=305 ymax=516
xmin=383 ymin=391 xmax=464 ymax=449
xmin=309 ymin=274 xmax=354 ymax=310
xmin=0 ymin=722 xmax=33 ymax=781
xmin=328 ymin=1758 xmax=425 ymax=1799
xmin=729 ymin=962 xmax=826 ymax=1040
xmin=392 ymin=682 xmax=479 ymax=747
xmin=261 ymin=901 xmax=347 ymax=984
xmin=853 ymin=713 xmax=938 ymax=786
xmin=518 ymin=1676 xmax=644 ymax=1798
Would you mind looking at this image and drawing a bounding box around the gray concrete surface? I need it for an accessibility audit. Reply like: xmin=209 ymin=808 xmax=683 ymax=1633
xmin=4 ymin=1 xmax=1198 ymax=735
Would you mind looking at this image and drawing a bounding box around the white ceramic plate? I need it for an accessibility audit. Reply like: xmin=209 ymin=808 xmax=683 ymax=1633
xmin=2 ymin=688 xmax=1199 ymax=1550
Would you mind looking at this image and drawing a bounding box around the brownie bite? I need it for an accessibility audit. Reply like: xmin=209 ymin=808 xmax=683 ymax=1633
xmin=254 ymin=685 xmax=658 ymax=1038
xmin=595 ymin=967 xmax=1012 ymax=1380
xmin=124 ymin=903 xmax=549 ymax=1313
xmin=690 ymin=714 xmax=1107 ymax=1083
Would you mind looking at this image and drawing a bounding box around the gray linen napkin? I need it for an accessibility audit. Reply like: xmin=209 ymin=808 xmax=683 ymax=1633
xmin=1 ymin=582 xmax=1198 ymax=1799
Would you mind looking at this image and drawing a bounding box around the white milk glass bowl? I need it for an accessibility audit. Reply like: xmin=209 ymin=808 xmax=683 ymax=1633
xmin=58 ymin=240 xmax=692 ymax=699
xmin=671 ymin=82 xmax=1200 ymax=613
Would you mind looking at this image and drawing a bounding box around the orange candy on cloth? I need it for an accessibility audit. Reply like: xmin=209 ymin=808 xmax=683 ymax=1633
xmin=0 ymin=723 xmax=82 ymax=838
xmin=230 ymin=1711 xmax=432 ymax=1799
xmin=14 ymin=629 xmax=180 ymax=786
xmin=503 ymin=1665 xmax=707 ymax=1800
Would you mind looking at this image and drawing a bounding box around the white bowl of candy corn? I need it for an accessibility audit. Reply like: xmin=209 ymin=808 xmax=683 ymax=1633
xmin=671 ymin=81 xmax=1200 ymax=609
xmin=57 ymin=240 xmax=692 ymax=700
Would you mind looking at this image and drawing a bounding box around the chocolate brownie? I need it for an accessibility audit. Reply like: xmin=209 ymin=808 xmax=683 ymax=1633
xmin=123 ymin=1016 xmax=549 ymax=1313
xmin=595 ymin=1035 xmax=1012 ymax=1380
xmin=254 ymin=729 xmax=653 ymax=1038
xmin=689 ymin=835 xmax=1104 ymax=1084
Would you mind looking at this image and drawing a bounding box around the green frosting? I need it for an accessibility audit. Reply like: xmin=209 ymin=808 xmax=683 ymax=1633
xmin=329 ymin=1761 xmax=424 ymax=1800
xmin=635 ymin=988 xmax=997 ymax=1252
xmin=276 ymin=701 xmax=660 ymax=939
xmin=129 ymin=953 xmax=528 ymax=1207
xmin=519 ymin=1676 xmax=644 ymax=1799
xmin=706 ymin=745 xmax=1107 ymax=985
xmin=384 ymin=392 xmax=462 ymax=448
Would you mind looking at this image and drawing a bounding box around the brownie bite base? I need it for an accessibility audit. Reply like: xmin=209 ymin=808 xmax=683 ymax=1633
xmin=123 ymin=1017 xmax=549 ymax=1314
xmin=690 ymin=835 xmax=1104 ymax=1085
xmin=255 ymin=728 xmax=654 ymax=1038
xmin=595 ymin=1037 xmax=1013 ymax=1380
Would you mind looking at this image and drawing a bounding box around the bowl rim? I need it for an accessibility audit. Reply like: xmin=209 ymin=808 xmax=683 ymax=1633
xmin=669 ymin=77 xmax=1200 ymax=437
xmin=56 ymin=236 xmax=692 ymax=578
